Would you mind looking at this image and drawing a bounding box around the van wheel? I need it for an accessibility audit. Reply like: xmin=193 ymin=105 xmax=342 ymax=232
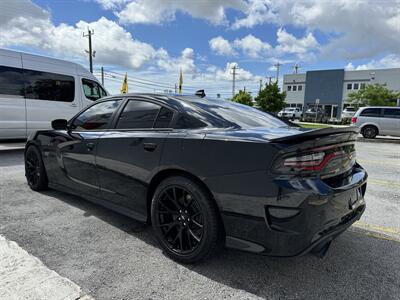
xmin=362 ymin=125 xmax=378 ymax=139
xmin=151 ymin=176 xmax=223 ymax=264
xmin=25 ymin=146 xmax=48 ymax=191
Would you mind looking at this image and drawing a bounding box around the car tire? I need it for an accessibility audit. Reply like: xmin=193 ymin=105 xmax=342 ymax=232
xmin=25 ymin=145 xmax=48 ymax=191
xmin=151 ymin=176 xmax=223 ymax=264
xmin=362 ymin=125 xmax=378 ymax=139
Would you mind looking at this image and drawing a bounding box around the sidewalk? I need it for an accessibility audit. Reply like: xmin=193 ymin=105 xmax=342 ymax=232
xmin=0 ymin=235 xmax=90 ymax=300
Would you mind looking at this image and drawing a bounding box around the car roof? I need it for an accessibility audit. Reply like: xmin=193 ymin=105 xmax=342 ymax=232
xmin=359 ymin=106 xmax=400 ymax=109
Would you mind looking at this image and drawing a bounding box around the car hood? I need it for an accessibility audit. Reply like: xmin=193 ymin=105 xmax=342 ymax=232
xmin=203 ymin=126 xmax=359 ymax=143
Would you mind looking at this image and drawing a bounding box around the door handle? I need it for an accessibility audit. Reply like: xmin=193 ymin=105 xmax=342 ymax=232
xmin=86 ymin=142 xmax=95 ymax=151
xmin=143 ymin=142 xmax=157 ymax=152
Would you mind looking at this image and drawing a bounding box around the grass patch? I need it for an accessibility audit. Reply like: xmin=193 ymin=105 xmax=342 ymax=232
xmin=299 ymin=123 xmax=332 ymax=129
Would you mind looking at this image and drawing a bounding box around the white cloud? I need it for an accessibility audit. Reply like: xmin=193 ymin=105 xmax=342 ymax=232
xmin=115 ymin=0 xmax=247 ymax=25
xmin=95 ymin=0 xmax=128 ymax=10
xmin=209 ymin=36 xmax=236 ymax=56
xmin=0 ymin=0 xmax=205 ymax=73
xmin=345 ymin=54 xmax=400 ymax=71
xmin=205 ymin=62 xmax=258 ymax=81
xmin=209 ymin=30 xmax=317 ymax=61
xmin=157 ymin=48 xmax=198 ymax=75
xmin=275 ymin=28 xmax=318 ymax=55
xmin=232 ymin=0 xmax=400 ymax=60
xmin=233 ymin=34 xmax=271 ymax=58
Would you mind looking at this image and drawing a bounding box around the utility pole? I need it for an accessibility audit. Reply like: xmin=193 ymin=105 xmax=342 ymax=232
xmin=174 ymin=84 xmax=177 ymax=94
xmin=101 ymin=66 xmax=104 ymax=86
xmin=243 ymin=86 xmax=246 ymax=92
xmin=259 ymin=79 xmax=262 ymax=92
xmin=266 ymin=76 xmax=273 ymax=86
xmin=230 ymin=65 xmax=238 ymax=97
xmin=274 ymin=62 xmax=281 ymax=83
xmin=83 ymin=28 xmax=95 ymax=73
xmin=293 ymin=63 xmax=300 ymax=74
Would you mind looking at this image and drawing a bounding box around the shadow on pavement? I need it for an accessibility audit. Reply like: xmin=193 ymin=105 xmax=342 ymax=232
xmin=0 ymin=149 xmax=25 ymax=167
xmin=41 ymin=189 xmax=400 ymax=300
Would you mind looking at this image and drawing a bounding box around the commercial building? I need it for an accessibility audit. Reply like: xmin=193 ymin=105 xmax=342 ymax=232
xmin=283 ymin=68 xmax=400 ymax=120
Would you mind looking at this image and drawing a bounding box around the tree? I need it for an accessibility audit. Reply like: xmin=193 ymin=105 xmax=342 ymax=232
xmin=231 ymin=90 xmax=253 ymax=106
xmin=348 ymin=84 xmax=400 ymax=108
xmin=255 ymin=82 xmax=286 ymax=113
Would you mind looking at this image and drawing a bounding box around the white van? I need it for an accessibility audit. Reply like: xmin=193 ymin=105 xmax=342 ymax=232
xmin=0 ymin=49 xmax=108 ymax=140
xmin=351 ymin=106 xmax=400 ymax=138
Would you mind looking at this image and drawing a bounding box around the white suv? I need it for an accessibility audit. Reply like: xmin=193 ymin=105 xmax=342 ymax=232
xmin=351 ymin=106 xmax=400 ymax=138
xmin=277 ymin=107 xmax=302 ymax=120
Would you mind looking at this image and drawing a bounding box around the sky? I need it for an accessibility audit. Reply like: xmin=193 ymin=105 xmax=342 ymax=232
xmin=0 ymin=0 xmax=400 ymax=98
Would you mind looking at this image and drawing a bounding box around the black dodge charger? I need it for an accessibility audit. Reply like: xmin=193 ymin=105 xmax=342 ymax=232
xmin=24 ymin=93 xmax=367 ymax=263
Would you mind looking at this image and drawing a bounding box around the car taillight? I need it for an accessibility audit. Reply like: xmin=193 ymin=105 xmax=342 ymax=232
xmin=351 ymin=117 xmax=357 ymax=123
xmin=283 ymin=152 xmax=339 ymax=171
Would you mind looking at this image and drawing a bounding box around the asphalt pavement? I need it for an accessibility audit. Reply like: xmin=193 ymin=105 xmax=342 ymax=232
xmin=0 ymin=139 xmax=399 ymax=300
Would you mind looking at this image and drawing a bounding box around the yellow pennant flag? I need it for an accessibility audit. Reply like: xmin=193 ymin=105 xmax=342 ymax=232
xmin=178 ymin=69 xmax=183 ymax=94
xmin=121 ymin=73 xmax=128 ymax=94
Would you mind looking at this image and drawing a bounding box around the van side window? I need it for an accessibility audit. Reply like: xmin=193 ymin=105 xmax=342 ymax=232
xmin=360 ymin=108 xmax=381 ymax=117
xmin=383 ymin=108 xmax=400 ymax=119
xmin=82 ymin=78 xmax=107 ymax=101
xmin=0 ymin=66 xmax=25 ymax=96
xmin=24 ymin=70 xmax=75 ymax=102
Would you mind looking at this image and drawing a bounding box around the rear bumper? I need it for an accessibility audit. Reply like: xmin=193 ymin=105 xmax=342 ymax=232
xmin=223 ymin=164 xmax=367 ymax=257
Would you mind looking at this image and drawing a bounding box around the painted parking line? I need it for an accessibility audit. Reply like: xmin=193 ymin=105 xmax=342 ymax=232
xmin=351 ymin=221 xmax=400 ymax=243
xmin=357 ymin=159 xmax=400 ymax=166
xmin=366 ymin=178 xmax=400 ymax=189
xmin=0 ymin=235 xmax=92 ymax=300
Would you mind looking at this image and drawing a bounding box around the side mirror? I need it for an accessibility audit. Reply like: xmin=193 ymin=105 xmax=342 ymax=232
xmin=51 ymin=119 xmax=68 ymax=130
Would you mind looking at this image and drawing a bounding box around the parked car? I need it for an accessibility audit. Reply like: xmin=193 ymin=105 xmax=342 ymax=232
xmin=352 ymin=106 xmax=400 ymax=138
xmin=341 ymin=107 xmax=356 ymax=123
xmin=0 ymin=48 xmax=107 ymax=140
xmin=277 ymin=107 xmax=302 ymax=120
xmin=303 ymin=107 xmax=328 ymax=123
xmin=25 ymin=94 xmax=367 ymax=263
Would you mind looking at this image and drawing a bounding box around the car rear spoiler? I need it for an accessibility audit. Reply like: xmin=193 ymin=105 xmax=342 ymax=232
xmin=271 ymin=127 xmax=359 ymax=143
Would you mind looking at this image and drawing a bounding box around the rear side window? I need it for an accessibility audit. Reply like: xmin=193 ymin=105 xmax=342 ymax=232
xmin=116 ymin=100 xmax=161 ymax=129
xmin=383 ymin=108 xmax=400 ymax=119
xmin=0 ymin=66 xmax=25 ymax=96
xmin=154 ymin=107 xmax=174 ymax=128
xmin=82 ymin=78 xmax=107 ymax=101
xmin=360 ymin=108 xmax=381 ymax=117
xmin=24 ymin=70 xmax=75 ymax=102
xmin=72 ymin=99 xmax=121 ymax=130
xmin=175 ymin=114 xmax=207 ymax=129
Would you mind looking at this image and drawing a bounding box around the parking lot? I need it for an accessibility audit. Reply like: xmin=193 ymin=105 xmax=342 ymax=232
xmin=1 ymin=140 xmax=399 ymax=300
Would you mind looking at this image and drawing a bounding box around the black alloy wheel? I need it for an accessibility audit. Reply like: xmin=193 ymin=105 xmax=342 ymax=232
xmin=362 ymin=125 xmax=378 ymax=139
xmin=151 ymin=176 xmax=222 ymax=263
xmin=25 ymin=146 xmax=48 ymax=191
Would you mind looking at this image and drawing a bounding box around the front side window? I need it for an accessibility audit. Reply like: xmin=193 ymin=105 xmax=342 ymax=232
xmin=0 ymin=66 xmax=25 ymax=96
xmin=24 ymin=69 xmax=74 ymax=102
xmin=383 ymin=108 xmax=400 ymax=118
xmin=360 ymin=108 xmax=381 ymax=117
xmin=116 ymin=100 xmax=161 ymax=129
xmin=82 ymin=78 xmax=107 ymax=101
xmin=72 ymin=99 xmax=121 ymax=130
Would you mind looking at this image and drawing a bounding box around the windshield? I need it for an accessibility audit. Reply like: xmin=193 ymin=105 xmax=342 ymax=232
xmin=188 ymin=98 xmax=288 ymax=129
